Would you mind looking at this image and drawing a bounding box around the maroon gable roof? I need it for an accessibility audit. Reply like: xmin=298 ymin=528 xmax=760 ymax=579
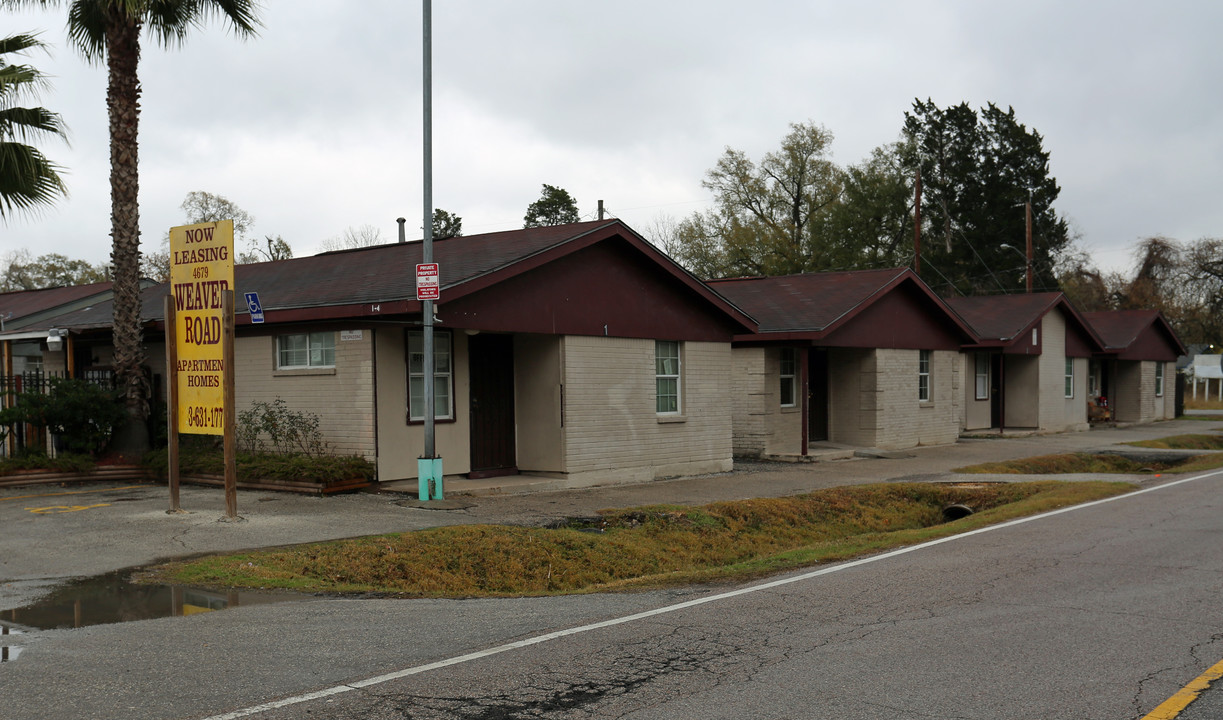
xmin=14 ymin=221 xmax=757 ymax=342
xmin=945 ymin=292 xmax=1104 ymax=356
xmin=708 ymin=268 xmax=977 ymax=349
xmin=1083 ymin=310 xmax=1186 ymax=360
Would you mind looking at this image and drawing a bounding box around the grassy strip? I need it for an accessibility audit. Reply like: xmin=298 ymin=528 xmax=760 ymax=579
xmin=1128 ymin=433 xmax=1223 ymax=450
xmin=1178 ymin=415 xmax=1223 ymax=422
xmin=1161 ymin=453 xmax=1223 ymax=474
xmin=955 ymin=453 xmax=1172 ymax=474
xmin=147 ymin=481 xmax=1132 ymax=598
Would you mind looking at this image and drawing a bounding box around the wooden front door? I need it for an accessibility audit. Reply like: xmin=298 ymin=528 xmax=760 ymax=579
xmin=808 ymin=349 xmax=829 ymax=442
xmin=468 ymin=334 xmax=517 ymax=478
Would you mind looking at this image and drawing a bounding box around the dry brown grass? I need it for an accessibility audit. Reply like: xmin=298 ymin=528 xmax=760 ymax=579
xmin=150 ymin=481 xmax=1132 ymax=597
xmin=955 ymin=453 xmax=1163 ymax=474
xmin=1128 ymin=434 xmax=1223 ymax=450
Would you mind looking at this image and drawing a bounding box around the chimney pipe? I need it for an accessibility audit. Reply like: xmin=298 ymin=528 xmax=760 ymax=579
xmin=397 ymin=217 xmax=406 ymax=244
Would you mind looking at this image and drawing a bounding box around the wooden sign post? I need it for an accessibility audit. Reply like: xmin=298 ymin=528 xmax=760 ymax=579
xmin=165 ymin=220 xmax=238 ymax=520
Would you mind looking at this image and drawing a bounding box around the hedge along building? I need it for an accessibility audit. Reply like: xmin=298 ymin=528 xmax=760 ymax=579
xmin=9 ymin=221 xmax=757 ymax=486
xmin=1082 ymin=310 xmax=1185 ymax=424
xmin=706 ymin=268 xmax=978 ymax=457
xmin=945 ymin=292 xmax=1105 ymax=434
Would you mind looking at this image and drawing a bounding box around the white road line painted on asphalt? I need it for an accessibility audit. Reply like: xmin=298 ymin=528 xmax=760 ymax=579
xmin=199 ymin=470 xmax=1223 ymax=720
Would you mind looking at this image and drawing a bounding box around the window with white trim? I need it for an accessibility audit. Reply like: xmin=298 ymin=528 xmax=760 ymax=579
xmin=408 ymin=330 xmax=453 ymax=420
xmin=1155 ymin=362 xmax=1164 ymax=397
xmin=974 ymin=353 xmax=989 ymax=400
xmin=1064 ymin=357 xmax=1075 ymax=398
xmin=277 ymin=331 xmax=335 ymax=369
xmin=780 ymin=348 xmax=797 ymax=407
xmin=918 ymin=350 xmax=932 ymax=402
xmin=656 ymin=340 xmax=681 ymax=414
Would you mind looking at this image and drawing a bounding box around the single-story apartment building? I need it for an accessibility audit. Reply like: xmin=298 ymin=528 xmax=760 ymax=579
xmin=708 ymin=268 xmax=978 ymax=455
xmin=1082 ymin=310 xmax=1184 ymax=424
xmin=945 ymin=292 xmax=1105 ymax=434
xmin=7 ymin=221 xmax=758 ymax=487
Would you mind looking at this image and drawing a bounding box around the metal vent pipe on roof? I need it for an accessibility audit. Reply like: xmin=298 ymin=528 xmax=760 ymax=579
xmin=397 ymin=217 xmax=406 ymax=243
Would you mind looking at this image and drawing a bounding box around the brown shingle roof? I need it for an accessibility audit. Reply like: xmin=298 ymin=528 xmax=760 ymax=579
xmin=0 ymin=283 xmax=113 ymax=322
xmin=12 ymin=221 xmax=757 ymax=335
xmin=707 ymin=268 xmax=913 ymax=333
xmin=1082 ymin=309 xmax=1187 ymax=355
xmin=945 ymin=292 xmax=1065 ymax=341
xmin=234 ymin=221 xmax=617 ymax=312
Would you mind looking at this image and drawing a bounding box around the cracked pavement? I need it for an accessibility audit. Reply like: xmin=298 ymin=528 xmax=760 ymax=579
xmin=3 ymin=419 xmax=1223 ymax=718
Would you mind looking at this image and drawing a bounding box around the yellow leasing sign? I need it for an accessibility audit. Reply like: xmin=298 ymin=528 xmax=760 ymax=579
xmin=169 ymin=220 xmax=234 ymax=435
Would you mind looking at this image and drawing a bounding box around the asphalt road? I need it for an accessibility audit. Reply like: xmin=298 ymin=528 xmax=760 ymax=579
xmin=3 ymin=419 xmax=1223 ymax=718
xmin=2 ymin=469 xmax=1223 ymax=718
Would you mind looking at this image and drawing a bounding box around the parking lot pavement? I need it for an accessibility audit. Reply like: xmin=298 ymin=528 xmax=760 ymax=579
xmin=0 ymin=482 xmax=470 ymax=609
xmin=1 ymin=416 xmax=1219 ymax=609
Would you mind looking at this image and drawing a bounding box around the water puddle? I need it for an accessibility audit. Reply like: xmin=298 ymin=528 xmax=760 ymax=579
xmin=1 ymin=625 xmax=22 ymax=662
xmin=1 ymin=570 xmax=310 ymax=632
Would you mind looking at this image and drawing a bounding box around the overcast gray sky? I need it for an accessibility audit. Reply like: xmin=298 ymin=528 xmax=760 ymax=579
xmin=4 ymin=1 xmax=1222 ymax=276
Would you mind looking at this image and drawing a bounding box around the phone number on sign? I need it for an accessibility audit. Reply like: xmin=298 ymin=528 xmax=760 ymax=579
xmin=185 ymin=406 xmax=224 ymax=429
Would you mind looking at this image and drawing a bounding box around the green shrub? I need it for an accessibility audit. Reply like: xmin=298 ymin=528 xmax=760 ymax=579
xmin=0 ymin=451 xmax=95 ymax=475
xmin=0 ymin=378 xmax=125 ymax=456
xmin=236 ymin=398 xmax=328 ymax=457
xmin=143 ymin=445 xmax=374 ymax=484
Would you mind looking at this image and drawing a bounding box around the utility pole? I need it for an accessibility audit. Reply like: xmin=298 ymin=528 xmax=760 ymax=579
xmin=913 ymin=168 xmax=922 ymax=275
xmin=1024 ymin=200 xmax=1033 ymax=293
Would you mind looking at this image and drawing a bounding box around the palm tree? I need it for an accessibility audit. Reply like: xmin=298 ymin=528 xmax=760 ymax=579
xmin=0 ymin=32 xmax=68 ymax=219
xmin=3 ymin=0 xmax=261 ymax=454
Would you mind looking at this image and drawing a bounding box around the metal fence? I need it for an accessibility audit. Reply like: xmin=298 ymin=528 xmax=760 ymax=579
xmin=0 ymin=369 xmax=116 ymax=456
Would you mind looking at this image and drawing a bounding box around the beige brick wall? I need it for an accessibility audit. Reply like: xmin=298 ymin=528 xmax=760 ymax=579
xmin=1113 ymin=361 xmax=1142 ymax=422
xmin=1158 ymin=362 xmax=1175 ymax=419
xmin=1117 ymin=360 xmax=1175 ymax=423
xmin=235 ymin=330 xmax=376 ymax=461
xmin=730 ymin=347 xmax=769 ymax=457
xmin=562 ymin=336 xmax=733 ymax=482
xmin=515 ymin=334 xmax=565 ymax=473
xmin=963 ymin=352 xmax=992 ymax=431
xmin=828 ymin=348 xmax=878 ymax=447
xmin=374 ymin=329 xmax=471 ymax=482
xmin=765 ymin=348 xmax=803 ymax=454
xmin=868 ymin=349 xmax=960 ymax=449
xmin=1004 ymin=354 xmax=1040 ymax=428
xmin=1038 ymin=312 xmax=1065 ymax=432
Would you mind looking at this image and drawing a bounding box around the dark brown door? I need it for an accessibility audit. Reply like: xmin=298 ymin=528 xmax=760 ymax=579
xmin=808 ymin=349 xmax=829 ymax=442
xmin=468 ymin=334 xmax=517 ymax=478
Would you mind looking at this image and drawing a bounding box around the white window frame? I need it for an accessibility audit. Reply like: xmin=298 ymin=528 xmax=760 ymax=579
xmin=779 ymin=348 xmax=798 ymax=408
xmin=408 ymin=330 xmax=454 ymax=421
xmin=918 ymin=350 xmax=932 ymax=402
xmin=276 ymin=331 xmax=336 ymax=369
xmin=1064 ymin=357 xmax=1075 ymax=398
xmin=974 ymin=353 xmax=989 ymax=400
xmin=1155 ymin=362 xmax=1164 ymax=397
xmin=1089 ymin=362 xmax=1101 ymax=397
xmin=656 ymin=340 xmax=681 ymax=415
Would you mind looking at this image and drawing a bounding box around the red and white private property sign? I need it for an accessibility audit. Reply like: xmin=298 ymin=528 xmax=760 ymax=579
xmin=416 ymin=263 xmax=440 ymax=300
